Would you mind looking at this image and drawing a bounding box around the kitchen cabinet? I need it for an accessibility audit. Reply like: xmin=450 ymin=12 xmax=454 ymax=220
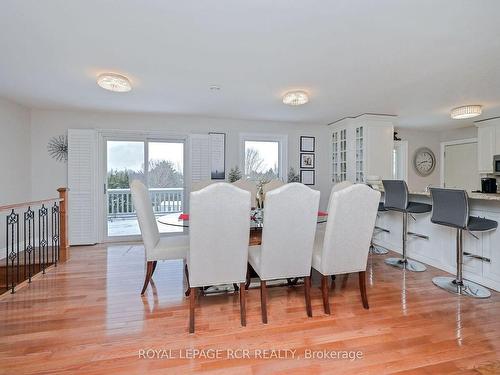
xmin=477 ymin=124 xmax=495 ymax=173
xmin=476 ymin=118 xmax=500 ymax=174
xmin=330 ymin=114 xmax=394 ymax=183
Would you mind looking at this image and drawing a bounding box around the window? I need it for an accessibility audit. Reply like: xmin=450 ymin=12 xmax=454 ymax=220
xmin=240 ymin=134 xmax=287 ymax=181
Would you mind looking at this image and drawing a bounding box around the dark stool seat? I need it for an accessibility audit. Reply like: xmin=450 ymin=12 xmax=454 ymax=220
xmin=407 ymin=202 xmax=432 ymax=214
xmin=382 ymin=180 xmax=430 ymax=272
xmin=467 ymin=216 xmax=498 ymax=232
xmin=430 ymin=187 xmax=495 ymax=298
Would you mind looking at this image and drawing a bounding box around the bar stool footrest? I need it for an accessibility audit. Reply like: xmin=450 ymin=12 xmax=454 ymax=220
xmin=432 ymin=276 xmax=491 ymax=298
xmin=370 ymin=244 xmax=389 ymax=255
xmin=385 ymin=257 xmax=427 ymax=272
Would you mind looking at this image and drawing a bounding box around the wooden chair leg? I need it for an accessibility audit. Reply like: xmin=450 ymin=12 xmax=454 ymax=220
xmin=141 ymin=261 xmax=154 ymax=295
xmin=260 ymin=280 xmax=268 ymax=324
xmin=359 ymin=271 xmax=369 ymax=309
xmin=184 ymin=263 xmax=191 ymax=297
xmin=245 ymin=265 xmax=251 ymax=290
xmin=239 ymin=282 xmax=246 ymax=326
xmin=304 ymin=276 xmax=312 ymax=317
xmin=321 ymin=275 xmax=331 ymax=315
xmin=151 ymin=261 xmax=158 ymax=276
xmin=189 ymin=287 xmax=196 ymax=333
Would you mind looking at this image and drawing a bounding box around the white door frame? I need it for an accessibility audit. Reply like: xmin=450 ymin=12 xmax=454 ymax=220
xmin=98 ymin=129 xmax=189 ymax=243
xmin=393 ymin=140 xmax=409 ymax=182
xmin=440 ymin=138 xmax=478 ymax=187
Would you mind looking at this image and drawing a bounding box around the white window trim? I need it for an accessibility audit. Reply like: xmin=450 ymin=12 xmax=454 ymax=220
xmin=239 ymin=133 xmax=288 ymax=181
xmin=97 ymin=129 xmax=189 ymax=243
xmin=393 ymin=140 xmax=408 ymax=182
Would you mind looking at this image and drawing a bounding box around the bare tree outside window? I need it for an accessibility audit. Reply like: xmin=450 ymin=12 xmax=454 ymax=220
xmin=244 ymin=141 xmax=279 ymax=182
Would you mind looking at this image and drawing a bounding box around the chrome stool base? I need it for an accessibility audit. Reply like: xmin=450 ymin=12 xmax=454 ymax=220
xmin=385 ymin=257 xmax=427 ymax=272
xmin=432 ymin=276 xmax=491 ymax=298
xmin=370 ymin=244 xmax=389 ymax=255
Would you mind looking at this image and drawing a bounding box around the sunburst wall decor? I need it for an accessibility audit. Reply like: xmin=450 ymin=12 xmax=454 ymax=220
xmin=47 ymin=135 xmax=68 ymax=162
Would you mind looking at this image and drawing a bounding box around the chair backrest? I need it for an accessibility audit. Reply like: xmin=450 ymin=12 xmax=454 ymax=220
xmin=328 ymin=181 xmax=353 ymax=210
xmin=257 ymin=183 xmax=320 ymax=279
xmin=382 ymin=180 xmax=409 ymax=211
xmin=429 ymin=187 xmax=469 ymax=229
xmin=262 ymin=179 xmax=285 ymax=199
xmin=191 ymin=179 xmax=215 ymax=192
xmin=130 ymin=180 xmax=160 ymax=255
xmin=232 ymin=179 xmax=258 ymax=207
xmin=320 ymin=184 xmax=380 ymax=275
xmin=188 ymin=183 xmax=251 ymax=287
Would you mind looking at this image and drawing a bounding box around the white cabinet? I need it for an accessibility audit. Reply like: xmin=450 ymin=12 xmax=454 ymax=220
xmin=330 ymin=115 xmax=394 ymax=184
xmin=477 ymin=125 xmax=495 ymax=173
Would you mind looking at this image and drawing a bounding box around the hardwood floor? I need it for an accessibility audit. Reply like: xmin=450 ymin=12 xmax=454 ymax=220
xmin=1 ymin=243 xmax=500 ymax=374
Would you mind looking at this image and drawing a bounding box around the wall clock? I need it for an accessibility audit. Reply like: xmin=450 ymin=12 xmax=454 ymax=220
xmin=413 ymin=147 xmax=436 ymax=176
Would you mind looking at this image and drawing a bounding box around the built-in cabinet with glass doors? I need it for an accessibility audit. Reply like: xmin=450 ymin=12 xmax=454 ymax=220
xmin=330 ymin=115 xmax=395 ymax=185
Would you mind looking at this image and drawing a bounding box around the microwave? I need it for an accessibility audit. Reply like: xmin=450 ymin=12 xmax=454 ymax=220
xmin=495 ymin=155 xmax=500 ymax=174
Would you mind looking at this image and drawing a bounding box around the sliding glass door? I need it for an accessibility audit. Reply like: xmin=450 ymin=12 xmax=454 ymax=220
xmin=105 ymin=138 xmax=185 ymax=239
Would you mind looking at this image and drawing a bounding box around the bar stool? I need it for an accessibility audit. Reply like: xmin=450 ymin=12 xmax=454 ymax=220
xmin=382 ymin=180 xmax=431 ymax=272
xmin=429 ymin=188 xmax=497 ymax=298
xmin=370 ymin=202 xmax=390 ymax=255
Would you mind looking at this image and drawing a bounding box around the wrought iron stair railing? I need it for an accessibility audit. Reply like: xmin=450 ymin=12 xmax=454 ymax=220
xmin=1 ymin=188 xmax=68 ymax=295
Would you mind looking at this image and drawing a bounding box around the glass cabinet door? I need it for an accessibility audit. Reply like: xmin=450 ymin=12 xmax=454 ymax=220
xmin=355 ymin=126 xmax=364 ymax=182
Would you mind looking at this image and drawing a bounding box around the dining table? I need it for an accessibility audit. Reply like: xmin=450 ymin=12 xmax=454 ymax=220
xmin=157 ymin=208 xmax=328 ymax=246
xmin=157 ymin=208 xmax=328 ymax=294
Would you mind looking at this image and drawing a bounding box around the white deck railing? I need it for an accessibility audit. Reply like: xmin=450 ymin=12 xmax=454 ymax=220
xmin=107 ymin=188 xmax=184 ymax=218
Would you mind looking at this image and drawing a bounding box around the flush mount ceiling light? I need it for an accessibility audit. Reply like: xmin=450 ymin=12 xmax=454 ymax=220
xmin=209 ymin=85 xmax=221 ymax=91
xmin=282 ymin=90 xmax=309 ymax=106
xmin=450 ymin=105 xmax=482 ymax=119
xmin=97 ymin=73 xmax=132 ymax=92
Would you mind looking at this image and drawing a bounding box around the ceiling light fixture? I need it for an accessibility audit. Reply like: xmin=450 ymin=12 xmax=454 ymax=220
xmin=283 ymin=90 xmax=309 ymax=106
xmin=97 ymin=73 xmax=132 ymax=92
xmin=209 ymin=85 xmax=221 ymax=91
xmin=450 ymin=105 xmax=482 ymax=119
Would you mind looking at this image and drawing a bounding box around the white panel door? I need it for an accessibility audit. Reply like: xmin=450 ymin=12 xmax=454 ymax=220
xmin=68 ymin=129 xmax=98 ymax=245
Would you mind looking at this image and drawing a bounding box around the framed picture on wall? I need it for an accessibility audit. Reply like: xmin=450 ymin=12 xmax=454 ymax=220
xmin=300 ymin=136 xmax=315 ymax=152
xmin=300 ymin=153 xmax=315 ymax=169
xmin=209 ymin=132 xmax=226 ymax=179
xmin=300 ymin=169 xmax=315 ymax=185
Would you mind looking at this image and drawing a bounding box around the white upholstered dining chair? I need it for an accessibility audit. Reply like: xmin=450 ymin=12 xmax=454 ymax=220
xmin=130 ymin=180 xmax=189 ymax=295
xmin=232 ymin=179 xmax=258 ymax=208
xmin=312 ymin=184 xmax=380 ymax=314
xmin=188 ymin=183 xmax=251 ymax=333
xmin=248 ymin=183 xmax=320 ymax=323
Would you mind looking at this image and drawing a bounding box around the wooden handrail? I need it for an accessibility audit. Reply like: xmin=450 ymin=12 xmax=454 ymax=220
xmin=58 ymin=188 xmax=69 ymax=262
xmin=0 ymin=197 xmax=63 ymax=212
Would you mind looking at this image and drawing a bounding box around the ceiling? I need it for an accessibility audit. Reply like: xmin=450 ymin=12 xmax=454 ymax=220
xmin=1 ymin=0 xmax=500 ymax=129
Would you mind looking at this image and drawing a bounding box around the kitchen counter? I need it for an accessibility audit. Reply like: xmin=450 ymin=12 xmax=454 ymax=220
xmin=373 ymin=185 xmax=500 ymax=201
xmin=373 ymin=188 xmax=500 ymax=292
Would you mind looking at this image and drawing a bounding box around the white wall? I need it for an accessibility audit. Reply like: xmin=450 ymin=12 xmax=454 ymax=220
xmin=440 ymin=126 xmax=477 ymax=142
xmin=30 ymin=109 xmax=332 ymax=209
xmin=395 ymin=128 xmax=441 ymax=191
xmin=0 ymin=97 xmax=31 ymax=252
xmin=0 ymin=97 xmax=31 ymax=205
xmin=396 ymin=126 xmax=479 ymax=192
